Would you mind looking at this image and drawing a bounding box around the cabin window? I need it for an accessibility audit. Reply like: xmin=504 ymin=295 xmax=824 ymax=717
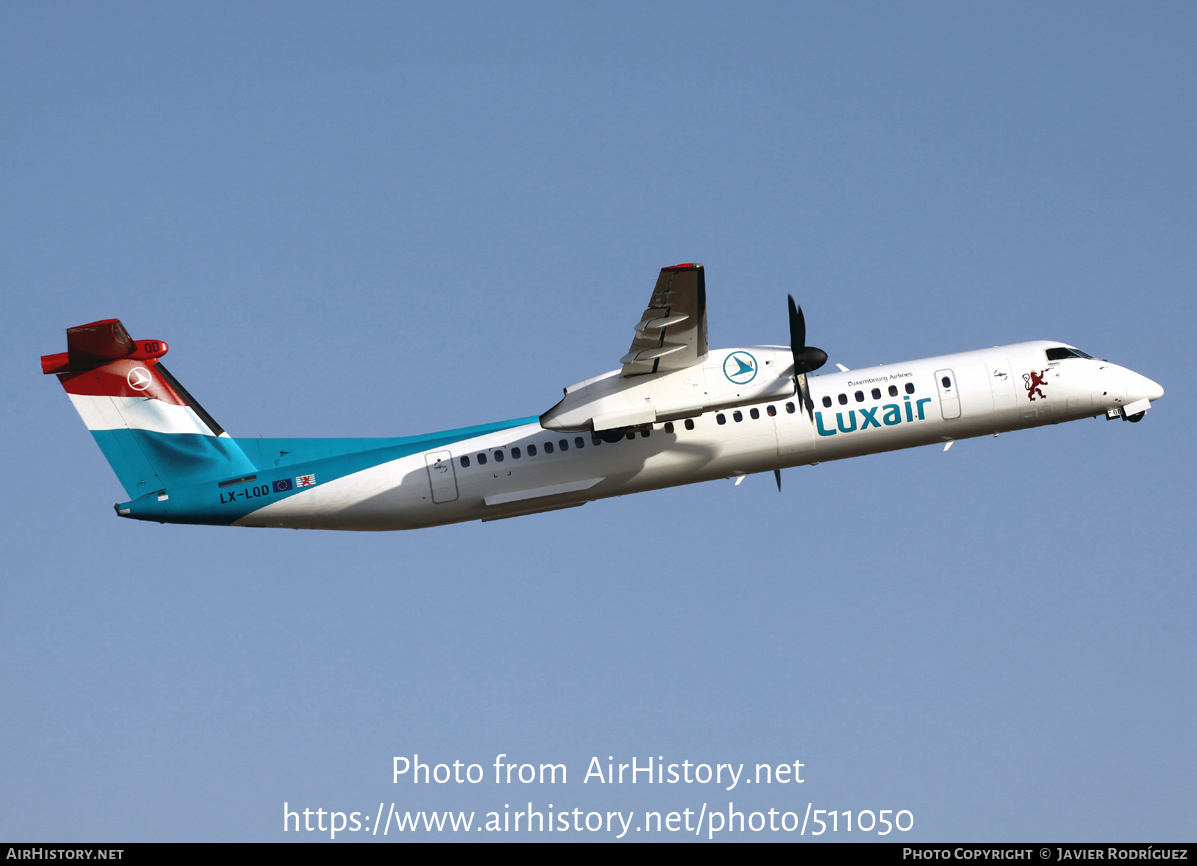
xmin=750 ymin=407 xmax=760 ymax=420
xmin=477 ymin=453 xmax=487 ymax=465
xmin=767 ymin=405 xmax=777 ymax=417
xmin=785 ymin=402 xmax=795 ymax=414
xmin=685 ymin=418 xmax=695 ymax=430
xmin=733 ymin=410 xmax=743 ymax=422
xmin=822 ymin=396 xmax=832 ymax=408
xmin=494 ymin=450 xmax=504 ymax=462
xmin=511 ymin=447 xmax=521 ymax=459
xmin=544 ymin=441 xmax=554 ymax=454
xmin=941 ymin=376 xmax=951 ymax=388
xmin=905 ymin=382 xmax=915 ymax=394
xmin=559 ymin=439 xmax=569 ymax=451
xmin=871 ymin=388 xmax=881 ymax=400
xmin=664 ymin=422 xmax=675 ymax=434
xmin=591 ymin=434 xmax=602 ymax=446
xmin=889 ymin=385 xmax=899 ymax=397
xmin=838 ymin=393 xmax=848 ymax=405
xmin=460 ymin=456 xmax=470 ymax=468
xmin=855 ymin=391 xmax=864 ymax=402
xmin=527 ymin=444 xmax=537 ymax=457
xmin=575 ymin=436 xmax=585 ymax=449
xmin=717 ymin=414 xmax=726 ymax=425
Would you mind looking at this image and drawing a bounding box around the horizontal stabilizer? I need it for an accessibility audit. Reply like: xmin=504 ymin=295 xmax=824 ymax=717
xmin=42 ymin=318 xmax=169 ymax=375
xmin=67 ymin=319 xmax=136 ymax=363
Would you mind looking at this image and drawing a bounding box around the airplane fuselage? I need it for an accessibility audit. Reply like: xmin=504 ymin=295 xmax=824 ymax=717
xmin=115 ymin=340 xmax=1161 ymax=530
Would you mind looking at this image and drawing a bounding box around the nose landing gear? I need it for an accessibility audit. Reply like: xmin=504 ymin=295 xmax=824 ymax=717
xmin=1106 ymin=398 xmax=1150 ymax=422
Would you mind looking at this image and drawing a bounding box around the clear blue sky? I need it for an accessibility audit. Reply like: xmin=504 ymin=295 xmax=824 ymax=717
xmin=3 ymin=2 xmax=1194 ymax=841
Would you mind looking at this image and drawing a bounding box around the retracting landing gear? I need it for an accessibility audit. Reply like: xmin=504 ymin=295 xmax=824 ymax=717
xmin=1108 ymin=397 xmax=1151 ymax=423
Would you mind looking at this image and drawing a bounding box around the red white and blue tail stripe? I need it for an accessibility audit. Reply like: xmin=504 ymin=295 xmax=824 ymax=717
xmin=42 ymin=319 xmax=256 ymax=498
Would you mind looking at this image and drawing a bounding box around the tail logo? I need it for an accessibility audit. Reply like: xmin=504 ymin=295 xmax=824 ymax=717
xmin=126 ymin=367 xmax=153 ymax=391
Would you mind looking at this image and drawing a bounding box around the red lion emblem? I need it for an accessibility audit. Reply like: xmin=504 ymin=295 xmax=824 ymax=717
xmin=1023 ymin=369 xmax=1048 ymax=401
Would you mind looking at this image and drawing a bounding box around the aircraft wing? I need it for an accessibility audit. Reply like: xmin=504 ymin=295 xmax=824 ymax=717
xmin=619 ymin=263 xmax=708 ymax=377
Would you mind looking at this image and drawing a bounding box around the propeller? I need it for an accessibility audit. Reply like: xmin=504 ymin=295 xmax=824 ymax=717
xmin=787 ymin=295 xmax=828 ymax=423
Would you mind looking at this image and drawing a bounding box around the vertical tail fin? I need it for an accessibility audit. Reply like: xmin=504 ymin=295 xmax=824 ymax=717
xmin=42 ymin=319 xmax=257 ymax=498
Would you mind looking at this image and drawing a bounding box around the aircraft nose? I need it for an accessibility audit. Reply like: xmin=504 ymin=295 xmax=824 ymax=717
xmin=1132 ymin=373 xmax=1164 ymax=403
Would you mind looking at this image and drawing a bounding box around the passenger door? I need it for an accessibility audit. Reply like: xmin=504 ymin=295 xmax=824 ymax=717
xmin=424 ymin=451 xmax=459 ymax=503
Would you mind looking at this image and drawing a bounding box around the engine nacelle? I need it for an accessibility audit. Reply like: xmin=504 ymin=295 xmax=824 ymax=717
xmin=541 ymin=346 xmax=796 ymax=432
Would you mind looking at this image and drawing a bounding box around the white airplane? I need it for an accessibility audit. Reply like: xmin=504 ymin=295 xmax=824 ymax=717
xmin=43 ymin=263 xmax=1163 ymax=531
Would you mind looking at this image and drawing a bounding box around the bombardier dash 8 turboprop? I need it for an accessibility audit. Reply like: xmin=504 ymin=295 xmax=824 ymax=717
xmin=43 ymin=264 xmax=1163 ymax=531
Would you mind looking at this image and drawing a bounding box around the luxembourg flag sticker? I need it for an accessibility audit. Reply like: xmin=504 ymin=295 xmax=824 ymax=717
xmin=295 ymin=474 xmax=317 ymax=488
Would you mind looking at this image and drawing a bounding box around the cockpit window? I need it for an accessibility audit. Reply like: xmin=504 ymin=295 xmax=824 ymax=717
xmin=1046 ymin=347 xmax=1095 ymax=361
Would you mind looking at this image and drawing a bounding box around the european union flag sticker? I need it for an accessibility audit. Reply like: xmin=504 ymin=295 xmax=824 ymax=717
xmin=273 ymin=478 xmax=293 ymax=493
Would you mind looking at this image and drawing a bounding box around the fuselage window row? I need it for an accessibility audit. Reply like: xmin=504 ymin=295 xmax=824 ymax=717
xmin=718 ymin=402 xmax=796 ymax=424
xmin=822 ymin=382 xmax=916 ymax=409
xmin=460 ymin=401 xmax=800 ymax=469
xmin=460 ymin=434 xmax=599 ymax=469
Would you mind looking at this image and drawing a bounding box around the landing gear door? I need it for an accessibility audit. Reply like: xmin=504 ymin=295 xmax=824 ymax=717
xmin=425 ymin=450 xmax=459 ymax=503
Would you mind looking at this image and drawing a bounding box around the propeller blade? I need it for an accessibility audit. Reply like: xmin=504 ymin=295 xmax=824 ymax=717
xmin=774 ymin=469 xmax=782 ymax=492
xmin=797 ymin=372 xmax=814 ymax=422
xmin=787 ymin=294 xmax=828 ymax=424
xmin=787 ymin=295 xmax=828 ymax=376
xmin=787 ymin=294 xmax=805 ymax=354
